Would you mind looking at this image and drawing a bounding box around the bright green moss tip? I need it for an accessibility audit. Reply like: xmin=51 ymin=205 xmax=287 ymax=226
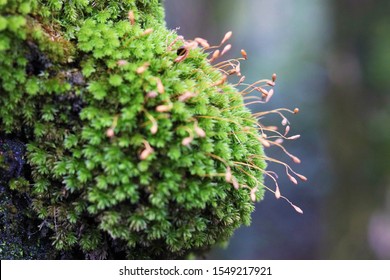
xmin=0 ymin=0 xmax=266 ymax=259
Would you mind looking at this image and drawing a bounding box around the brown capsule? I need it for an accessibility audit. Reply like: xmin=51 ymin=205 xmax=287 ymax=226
xmin=241 ymin=49 xmax=248 ymax=60
xmin=294 ymin=108 xmax=300 ymax=114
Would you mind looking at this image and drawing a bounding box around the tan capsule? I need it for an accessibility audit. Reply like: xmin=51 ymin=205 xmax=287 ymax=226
xmin=288 ymin=174 xmax=298 ymax=185
xmin=209 ymin=49 xmax=220 ymax=63
xmin=221 ymin=31 xmax=232 ymax=45
xmin=221 ymin=44 xmax=231 ymax=56
xmin=194 ymin=37 xmax=210 ymax=48
xmin=297 ymin=174 xmax=308 ymax=181
xmin=275 ymin=185 xmax=281 ymax=199
xmin=150 ymin=123 xmax=158 ymax=134
xmin=287 ymin=135 xmax=301 ymax=140
xmin=156 ymin=78 xmax=164 ymax=94
xmin=181 ymin=137 xmax=193 ymax=146
xmin=142 ymin=28 xmax=153 ymax=36
xmin=258 ymin=137 xmax=271 ymax=148
xmin=139 ymin=147 xmax=153 ymax=160
xmin=284 ymin=125 xmax=290 ymax=136
xmin=292 ymin=204 xmax=303 ymax=214
xmin=232 ymin=177 xmax=239 ymax=190
xmin=291 ymin=156 xmax=301 ymax=164
xmin=274 ymin=138 xmax=284 ymax=144
xmin=235 ymin=63 xmax=241 ymax=76
xmin=225 ymin=166 xmax=232 ymax=183
xmin=156 ymin=104 xmax=172 ymax=112
xmin=106 ymin=128 xmax=115 ymax=138
xmin=136 ymin=62 xmax=150 ymax=74
xmin=146 ymin=91 xmax=158 ymax=99
xmin=211 ymin=75 xmax=227 ymax=87
xmin=117 ymin=60 xmax=128 ymax=66
xmin=266 ymin=125 xmax=278 ymax=131
xmin=194 ymin=126 xmax=206 ymax=138
xmin=258 ymin=87 xmax=268 ymax=96
xmin=265 ymin=89 xmax=274 ymax=103
xmin=237 ymin=75 xmax=246 ymax=86
xmin=128 ymin=10 xmax=135 ymax=25
xmin=250 ymin=187 xmax=258 ymax=202
xmin=178 ymin=91 xmax=196 ymax=102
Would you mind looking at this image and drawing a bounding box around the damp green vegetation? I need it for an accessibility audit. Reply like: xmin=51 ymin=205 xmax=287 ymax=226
xmin=0 ymin=0 xmax=266 ymax=259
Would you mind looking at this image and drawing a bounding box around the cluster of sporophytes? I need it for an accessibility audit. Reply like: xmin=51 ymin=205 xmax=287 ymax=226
xmin=0 ymin=0 xmax=305 ymax=259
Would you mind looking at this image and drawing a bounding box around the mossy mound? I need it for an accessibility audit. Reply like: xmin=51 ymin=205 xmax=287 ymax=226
xmin=0 ymin=0 xmax=265 ymax=259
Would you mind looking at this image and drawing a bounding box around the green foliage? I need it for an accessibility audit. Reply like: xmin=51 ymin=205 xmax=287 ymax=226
xmin=0 ymin=0 xmax=266 ymax=259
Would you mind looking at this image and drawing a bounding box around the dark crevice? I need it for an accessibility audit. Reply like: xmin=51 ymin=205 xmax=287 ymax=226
xmin=25 ymin=41 xmax=52 ymax=76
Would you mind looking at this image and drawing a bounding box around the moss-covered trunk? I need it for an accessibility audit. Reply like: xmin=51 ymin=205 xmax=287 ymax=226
xmin=1 ymin=0 xmax=271 ymax=259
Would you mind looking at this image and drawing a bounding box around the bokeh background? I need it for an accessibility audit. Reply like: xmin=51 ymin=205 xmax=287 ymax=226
xmin=164 ymin=0 xmax=390 ymax=259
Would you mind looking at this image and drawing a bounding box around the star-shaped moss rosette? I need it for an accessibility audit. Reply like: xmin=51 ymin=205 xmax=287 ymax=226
xmin=0 ymin=0 xmax=305 ymax=259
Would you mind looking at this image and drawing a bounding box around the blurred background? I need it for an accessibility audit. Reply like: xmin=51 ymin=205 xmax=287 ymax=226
xmin=164 ymin=0 xmax=390 ymax=259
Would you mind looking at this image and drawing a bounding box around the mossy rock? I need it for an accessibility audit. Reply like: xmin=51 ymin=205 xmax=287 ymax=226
xmin=0 ymin=0 xmax=266 ymax=259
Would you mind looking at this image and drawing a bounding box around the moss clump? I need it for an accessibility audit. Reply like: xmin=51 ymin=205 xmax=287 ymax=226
xmin=0 ymin=0 xmax=266 ymax=259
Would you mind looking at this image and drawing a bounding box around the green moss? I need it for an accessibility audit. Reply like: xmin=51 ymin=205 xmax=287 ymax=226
xmin=0 ymin=0 xmax=266 ymax=259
